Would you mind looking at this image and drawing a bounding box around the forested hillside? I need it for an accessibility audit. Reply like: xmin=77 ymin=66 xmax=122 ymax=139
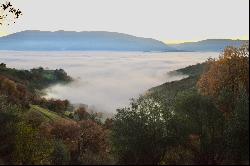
xmin=111 ymin=44 xmax=249 ymax=165
xmin=0 ymin=64 xmax=113 ymax=164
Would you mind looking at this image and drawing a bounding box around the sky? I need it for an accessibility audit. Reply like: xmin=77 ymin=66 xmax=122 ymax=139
xmin=0 ymin=0 xmax=249 ymax=43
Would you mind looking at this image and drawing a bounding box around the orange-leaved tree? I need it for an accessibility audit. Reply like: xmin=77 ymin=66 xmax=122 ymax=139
xmin=197 ymin=43 xmax=249 ymax=113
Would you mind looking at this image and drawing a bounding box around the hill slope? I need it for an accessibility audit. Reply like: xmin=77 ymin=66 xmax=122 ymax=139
xmin=0 ymin=30 xmax=175 ymax=51
xmin=147 ymin=62 xmax=209 ymax=103
xmin=170 ymin=39 xmax=248 ymax=52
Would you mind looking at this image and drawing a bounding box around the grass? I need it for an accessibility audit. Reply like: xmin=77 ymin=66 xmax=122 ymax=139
xmin=29 ymin=105 xmax=65 ymax=122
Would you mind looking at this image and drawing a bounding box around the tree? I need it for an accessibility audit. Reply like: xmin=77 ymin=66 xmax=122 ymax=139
xmin=38 ymin=98 xmax=70 ymax=113
xmin=74 ymin=107 xmax=103 ymax=124
xmin=197 ymin=43 xmax=249 ymax=113
xmin=0 ymin=95 xmax=21 ymax=164
xmin=74 ymin=107 xmax=90 ymax=121
xmin=174 ymin=89 xmax=225 ymax=164
xmin=0 ymin=1 xmax=22 ymax=25
xmin=0 ymin=75 xmax=31 ymax=108
xmin=78 ymin=120 xmax=112 ymax=164
xmin=49 ymin=119 xmax=80 ymax=144
xmin=54 ymin=69 xmax=72 ymax=82
xmin=111 ymin=97 xmax=178 ymax=165
xmin=24 ymin=110 xmax=46 ymax=128
xmin=0 ymin=63 xmax=6 ymax=68
xmin=197 ymin=43 xmax=249 ymax=164
xmin=224 ymin=87 xmax=249 ymax=164
xmin=104 ymin=118 xmax=113 ymax=129
xmin=48 ymin=120 xmax=80 ymax=163
xmin=50 ymin=141 xmax=70 ymax=165
xmin=14 ymin=122 xmax=53 ymax=165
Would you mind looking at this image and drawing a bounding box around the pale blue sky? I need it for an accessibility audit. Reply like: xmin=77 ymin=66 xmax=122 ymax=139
xmin=0 ymin=0 xmax=249 ymax=43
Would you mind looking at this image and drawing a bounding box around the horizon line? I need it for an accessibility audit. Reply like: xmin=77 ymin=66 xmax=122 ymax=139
xmin=0 ymin=30 xmax=249 ymax=45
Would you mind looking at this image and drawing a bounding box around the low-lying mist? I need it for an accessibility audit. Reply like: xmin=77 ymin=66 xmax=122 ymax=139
xmin=0 ymin=51 xmax=219 ymax=113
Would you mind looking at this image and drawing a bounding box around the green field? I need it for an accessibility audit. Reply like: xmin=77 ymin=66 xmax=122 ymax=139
xmin=28 ymin=105 xmax=72 ymax=122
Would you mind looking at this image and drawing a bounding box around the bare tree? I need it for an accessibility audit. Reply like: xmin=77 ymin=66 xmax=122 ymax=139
xmin=0 ymin=0 xmax=22 ymax=25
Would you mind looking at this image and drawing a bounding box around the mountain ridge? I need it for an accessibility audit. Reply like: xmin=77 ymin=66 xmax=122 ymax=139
xmin=0 ymin=31 xmax=248 ymax=52
xmin=169 ymin=39 xmax=248 ymax=52
xmin=0 ymin=30 xmax=175 ymax=52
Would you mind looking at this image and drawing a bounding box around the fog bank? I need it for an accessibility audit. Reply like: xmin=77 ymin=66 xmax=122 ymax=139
xmin=0 ymin=51 xmax=219 ymax=113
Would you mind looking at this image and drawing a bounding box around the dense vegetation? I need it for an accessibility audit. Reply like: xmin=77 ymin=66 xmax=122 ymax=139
xmin=0 ymin=64 xmax=71 ymax=108
xmin=0 ymin=64 xmax=113 ymax=164
xmin=0 ymin=63 xmax=71 ymax=91
xmin=111 ymin=43 xmax=249 ymax=165
xmin=0 ymin=43 xmax=249 ymax=165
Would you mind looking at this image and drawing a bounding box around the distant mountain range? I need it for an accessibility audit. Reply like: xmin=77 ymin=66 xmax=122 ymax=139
xmin=169 ymin=39 xmax=248 ymax=52
xmin=0 ymin=31 xmax=248 ymax=52
xmin=0 ymin=30 xmax=175 ymax=52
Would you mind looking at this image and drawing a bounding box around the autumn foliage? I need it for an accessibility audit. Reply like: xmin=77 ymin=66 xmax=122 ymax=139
xmin=0 ymin=75 xmax=31 ymax=107
xmin=197 ymin=43 xmax=249 ymax=112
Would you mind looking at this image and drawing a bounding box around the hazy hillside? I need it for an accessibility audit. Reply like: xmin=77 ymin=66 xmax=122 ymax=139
xmin=146 ymin=62 xmax=209 ymax=103
xmin=170 ymin=39 xmax=248 ymax=52
xmin=0 ymin=30 xmax=175 ymax=52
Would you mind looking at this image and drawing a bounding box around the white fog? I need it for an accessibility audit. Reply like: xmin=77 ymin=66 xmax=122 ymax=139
xmin=0 ymin=51 xmax=219 ymax=113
